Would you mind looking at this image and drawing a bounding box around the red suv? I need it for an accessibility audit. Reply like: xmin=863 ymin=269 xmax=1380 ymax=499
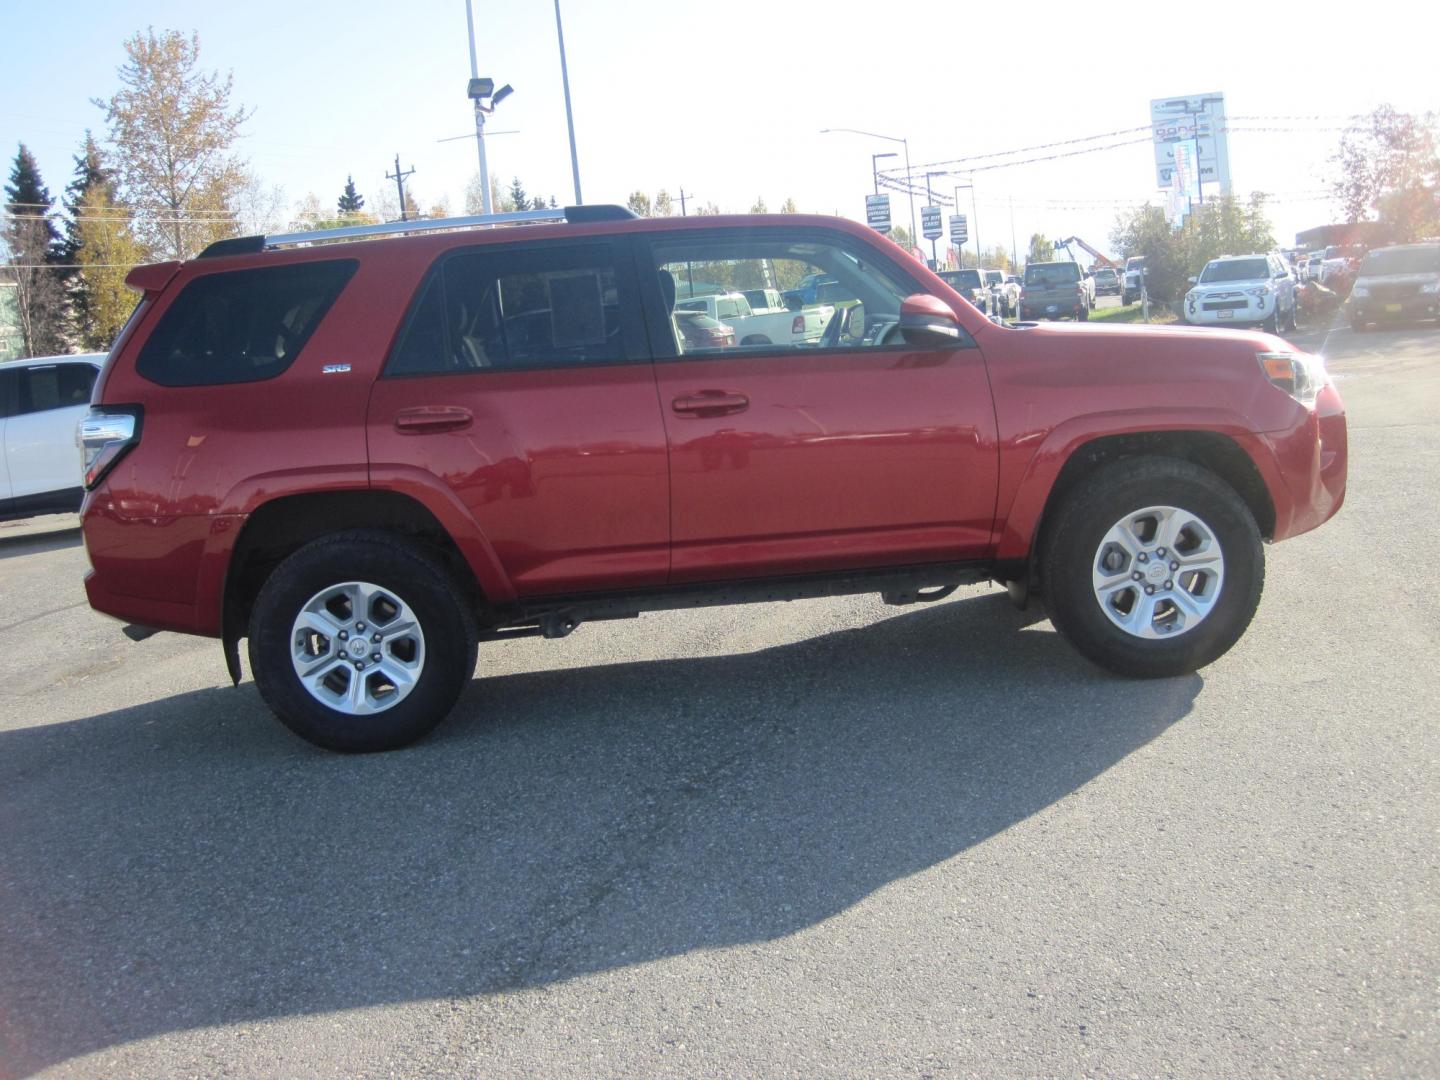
xmin=80 ymin=206 xmax=1347 ymax=751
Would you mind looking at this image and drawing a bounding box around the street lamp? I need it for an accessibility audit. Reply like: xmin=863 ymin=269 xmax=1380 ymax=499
xmin=925 ymin=171 xmax=949 ymax=266
xmin=464 ymin=2 xmax=515 ymax=215
xmin=953 ymin=181 xmax=979 ymax=269
xmin=553 ymin=0 xmax=582 ymax=204
xmin=820 ymin=128 xmax=917 ymax=249
xmin=871 ymin=151 xmax=897 ymax=196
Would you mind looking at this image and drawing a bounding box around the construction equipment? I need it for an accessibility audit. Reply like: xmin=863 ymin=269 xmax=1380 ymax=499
xmin=1054 ymin=237 xmax=1120 ymax=271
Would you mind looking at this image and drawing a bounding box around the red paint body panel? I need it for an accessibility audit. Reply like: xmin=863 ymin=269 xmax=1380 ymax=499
xmin=367 ymin=365 xmax=671 ymax=596
xmin=79 ymin=212 xmax=1347 ymax=641
xmin=655 ymin=346 xmax=998 ymax=581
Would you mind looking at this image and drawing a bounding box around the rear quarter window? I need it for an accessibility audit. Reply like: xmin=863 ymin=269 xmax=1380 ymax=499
xmin=136 ymin=260 xmax=357 ymax=387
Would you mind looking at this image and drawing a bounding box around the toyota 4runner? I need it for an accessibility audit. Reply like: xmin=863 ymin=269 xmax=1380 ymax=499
xmin=80 ymin=205 xmax=1348 ymax=751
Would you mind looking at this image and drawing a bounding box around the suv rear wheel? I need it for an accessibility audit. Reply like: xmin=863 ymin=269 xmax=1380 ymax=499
xmin=248 ymin=530 xmax=478 ymax=751
xmin=1040 ymin=457 xmax=1263 ymax=677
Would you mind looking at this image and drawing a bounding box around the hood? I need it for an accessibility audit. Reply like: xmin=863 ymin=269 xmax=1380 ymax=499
xmin=1000 ymin=317 xmax=1290 ymax=352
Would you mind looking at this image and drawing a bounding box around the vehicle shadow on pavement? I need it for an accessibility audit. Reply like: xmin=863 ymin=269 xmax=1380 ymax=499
xmin=0 ymin=593 xmax=1201 ymax=1075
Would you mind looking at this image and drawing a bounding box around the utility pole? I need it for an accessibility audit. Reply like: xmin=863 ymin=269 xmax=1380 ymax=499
xmin=678 ymin=188 xmax=689 ymax=216
xmin=387 ymin=155 xmax=416 ymax=221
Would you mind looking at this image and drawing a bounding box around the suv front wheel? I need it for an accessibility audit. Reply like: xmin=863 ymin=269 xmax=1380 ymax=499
xmin=248 ymin=530 xmax=478 ymax=751
xmin=1040 ymin=457 xmax=1264 ymax=677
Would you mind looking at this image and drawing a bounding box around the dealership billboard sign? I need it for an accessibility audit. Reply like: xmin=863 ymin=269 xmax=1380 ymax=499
xmin=1151 ymin=93 xmax=1231 ymax=196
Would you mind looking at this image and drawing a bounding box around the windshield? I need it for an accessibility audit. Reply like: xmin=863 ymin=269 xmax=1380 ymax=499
xmin=1024 ymin=263 xmax=1081 ymax=286
xmin=941 ymin=270 xmax=983 ymax=289
xmin=1360 ymin=246 xmax=1440 ymax=276
xmin=1200 ymin=258 xmax=1269 ymax=283
xmin=1095 ymin=269 xmax=1116 ymax=280
xmin=1125 ymin=257 xmax=1146 ymax=270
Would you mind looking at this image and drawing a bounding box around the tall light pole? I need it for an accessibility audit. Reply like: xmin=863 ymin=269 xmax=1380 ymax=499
xmin=926 ymin=171 xmax=948 ymax=267
xmin=954 ymin=181 xmax=979 ymax=268
xmin=553 ymin=0 xmax=582 ymax=204
xmin=871 ymin=151 xmax=897 ymax=195
xmin=464 ymin=1 xmax=491 ymax=215
xmin=820 ymin=128 xmax=917 ymax=249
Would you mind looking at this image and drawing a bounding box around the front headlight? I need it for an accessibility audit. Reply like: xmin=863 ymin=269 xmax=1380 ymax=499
xmin=1258 ymin=351 xmax=1326 ymax=406
xmin=1351 ymin=285 xmax=1370 ymax=298
xmin=1245 ymin=286 xmax=1271 ymax=300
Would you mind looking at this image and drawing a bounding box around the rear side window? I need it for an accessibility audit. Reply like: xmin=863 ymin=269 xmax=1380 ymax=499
xmin=16 ymin=363 xmax=98 ymax=414
xmin=386 ymin=243 xmax=633 ymax=376
xmin=136 ymin=260 xmax=357 ymax=386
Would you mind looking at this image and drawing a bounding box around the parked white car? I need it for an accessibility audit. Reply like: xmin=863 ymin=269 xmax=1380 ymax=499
xmin=673 ymin=290 xmax=833 ymax=346
xmin=1182 ymin=254 xmax=1297 ymax=333
xmin=0 ymin=353 xmax=104 ymax=520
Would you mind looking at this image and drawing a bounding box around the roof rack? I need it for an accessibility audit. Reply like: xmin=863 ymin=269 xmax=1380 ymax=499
xmin=199 ymin=204 xmax=637 ymax=259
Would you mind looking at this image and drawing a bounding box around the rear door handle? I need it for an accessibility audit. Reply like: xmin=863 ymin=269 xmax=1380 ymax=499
xmin=671 ymin=391 xmax=749 ymax=418
xmin=394 ymin=405 xmax=473 ymax=434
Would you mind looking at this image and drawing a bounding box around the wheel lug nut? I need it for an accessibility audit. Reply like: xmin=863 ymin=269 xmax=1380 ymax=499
xmin=372 ymin=633 xmax=382 ymax=643
xmin=371 ymin=652 xmax=381 ymax=662
xmin=1138 ymin=553 xmax=1148 ymax=563
xmin=1132 ymin=571 xmax=1142 ymax=581
xmin=353 ymin=661 xmax=364 ymax=670
xmin=1165 ymin=580 xmax=1173 ymax=590
xmin=1157 ymin=547 xmax=1166 ymax=557
xmin=1145 ymin=585 xmax=1155 ymax=595
xmin=357 ymin=623 xmax=366 ymax=632
xmin=338 ymin=630 xmax=348 ymax=641
xmin=1170 ymin=561 xmax=1179 ymax=571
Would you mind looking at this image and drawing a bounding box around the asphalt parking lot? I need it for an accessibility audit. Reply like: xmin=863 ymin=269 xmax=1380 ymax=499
xmin=1 ymin=313 xmax=1436 ymax=1078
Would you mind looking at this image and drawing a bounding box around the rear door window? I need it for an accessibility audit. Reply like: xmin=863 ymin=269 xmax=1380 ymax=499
xmin=15 ymin=363 xmax=98 ymax=414
xmin=136 ymin=260 xmax=357 ymax=386
xmin=385 ymin=241 xmax=643 ymax=376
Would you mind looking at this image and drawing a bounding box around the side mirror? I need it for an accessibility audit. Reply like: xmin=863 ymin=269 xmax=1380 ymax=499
xmin=900 ymin=294 xmax=964 ymax=346
xmin=1188 ymin=275 xmax=1198 ymax=285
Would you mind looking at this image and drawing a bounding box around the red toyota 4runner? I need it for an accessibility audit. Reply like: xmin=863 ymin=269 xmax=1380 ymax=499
xmin=79 ymin=206 xmax=1347 ymax=751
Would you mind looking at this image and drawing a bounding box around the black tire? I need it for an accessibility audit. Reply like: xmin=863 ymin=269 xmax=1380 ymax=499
xmin=1040 ymin=457 xmax=1264 ymax=678
xmin=248 ymin=530 xmax=478 ymax=752
xmin=740 ymin=334 xmax=771 ymax=346
xmin=1077 ymin=302 xmax=1089 ymax=322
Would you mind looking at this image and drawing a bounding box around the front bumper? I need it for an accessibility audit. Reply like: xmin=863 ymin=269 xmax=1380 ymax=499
xmin=1347 ymin=294 xmax=1439 ymax=323
xmin=1260 ymin=379 xmax=1348 ymax=542
xmin=1185 ymin=294 xmax=1274 ymax=326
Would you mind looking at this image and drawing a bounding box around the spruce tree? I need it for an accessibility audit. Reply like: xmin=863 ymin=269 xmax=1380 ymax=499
xmin=337 ymin=175 xmax=364 ymax=214
xmin=6 ymin=144 xmax=62 ymax=255
xmin=4 ymin=144 xmax=68 ymax=355
xmin=60 ymin=132 xmax=117 ymax=341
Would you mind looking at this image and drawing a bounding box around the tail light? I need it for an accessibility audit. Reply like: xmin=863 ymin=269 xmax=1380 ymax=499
xmin=78 ymin=405 xmax=143 ymax=489
xmin=1075 ymin=284 xmax=1086 ymax=297
xmin=1019 ymin=289 xmax=1028 ymax=300
xmin=792 ymin=315 xmax=805 ymax=334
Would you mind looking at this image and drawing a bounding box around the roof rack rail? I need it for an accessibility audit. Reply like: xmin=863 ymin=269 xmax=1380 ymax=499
xmin=198 ymin=204 xmax=638 ymax=259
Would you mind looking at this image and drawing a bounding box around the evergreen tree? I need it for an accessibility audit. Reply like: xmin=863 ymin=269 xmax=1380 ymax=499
xmin=337 ymin=175 xmax=364 ymax=214
xmin=6 ymin=144 xmax=62 ymax=255
xmin=626 ymin=191 xmax=652 ymax=217
xmin=507 ymin=177 xmax=528 ymax=213
xmin=4 ymin=144 xmax=67 ymax=356
xmin=61 ymin=132 xmax=118 ymax=344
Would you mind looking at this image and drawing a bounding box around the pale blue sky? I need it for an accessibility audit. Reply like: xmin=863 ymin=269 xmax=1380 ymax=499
xmin=4 ymin=0 xmax=1436 ymax=257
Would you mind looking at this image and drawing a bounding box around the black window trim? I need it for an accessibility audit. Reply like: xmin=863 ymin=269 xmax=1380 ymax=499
xmin=633 ymin=225 xmax=977 ymax=364
xmin=380 ymin=235 xmax=651 ymax=379
xmin=135 ymin=258 xmax=359 ymax=388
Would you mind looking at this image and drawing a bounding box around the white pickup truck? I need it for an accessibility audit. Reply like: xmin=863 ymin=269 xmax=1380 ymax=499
xmin=673 ymin=290 xmax=833 ymax=346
